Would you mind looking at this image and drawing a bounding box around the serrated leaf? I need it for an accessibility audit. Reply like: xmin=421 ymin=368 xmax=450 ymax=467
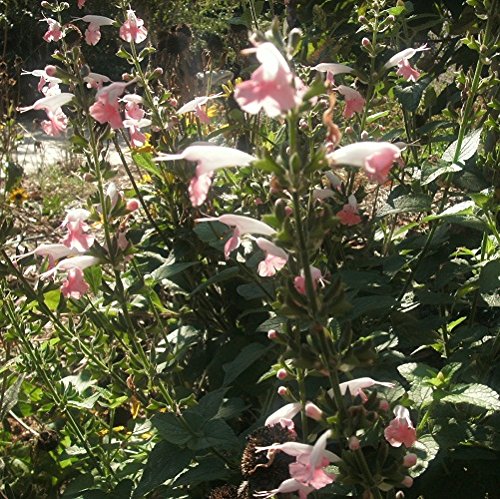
xmin=223 ymin=343 xmax=268 ymax=385
xmin=195 ymin=388 xmax=227 ymax=420
xmin=441 ymin=383 xmax=500 ymax=412
xmin=411 ymin=434 xmax=439 ymax=477
xmin=189 ymin=419 xmax=239 ymax=450
xmin=398 ymin=363 xmax=438 ymax=384
xmin=442 ymin=128 xmax=482 ymax=163
xmin=152 ymin=413 xmax=192 ymax=445
xmin=133 ymin=441 xmax=193 ymax=497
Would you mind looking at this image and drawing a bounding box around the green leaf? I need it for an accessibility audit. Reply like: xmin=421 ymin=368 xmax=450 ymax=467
xmin=152 ymin=261 xmax=198 ymax=281
xmin=133 ymin=441 xmax=193 ymax=497
xmin=398 ymin=363 xmax=438 ymax=384
xmin=5 ymin=161 xmax=23 ymax=191
xmin=442 ymin=128 xmax=482 ymax=163
xmin=190 ymin=267 xmax=240 ymax=296
xmin=152 ymin=413 xmax=192 ymax=445
xmin=0 ymin=375 xmax=25 ymax=420
xmin=236 ymin=282 xmax=273 ymax=300
xmin=411 ymin=434 xmax=439 ymax=478
xmin=377 ymin=194 xmax=432 ymax=216
xmin=132 ymin=152 xmax=163 ymax=178
xmin=172 ymin=458 xmax=230 ymax=487
xmin=44 ymin=289 xmax=62 ymax=311
xmin=394 ymin=77 xmax=431 ymax=112
xmin=195 ymin=388 xmax=227 ymax=420
xmin=84 ymin=266 xmax=102 ymax=294
xmin=421 ymin=162 xmax=462 ymax=185
xmin=441 ymin=384 xmax=500 ymax=412
xmin=348 ymin=296 xmax=395 ymax=320
xmin=189 ymin=419 xmax=239 ymax=450
xmin=479 ymin=260 xmax=500 ymax=293
xmin=223 ymin=343 xmax=269 ymax=385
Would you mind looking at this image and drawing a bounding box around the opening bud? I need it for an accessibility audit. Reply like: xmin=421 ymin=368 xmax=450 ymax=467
xmin=403 ymin=453 xmax=417 ymax=468
xmin=277 ymin=386 xmax=288 ymax=397
xmin=348 ymin=435 xmax=360 ymax=450
xmin=267 ymin=329 xmax=278 ymax=341
xmin=277 ymin=368 xmax=288 ymax=380
xmin=305 ymin=402 xmax=323 ymax=421
xmin=401 ymin=476 xmax=413 ymax=488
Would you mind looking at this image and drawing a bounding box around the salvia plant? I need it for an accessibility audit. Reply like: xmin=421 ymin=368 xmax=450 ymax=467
xmin=0 ymin=0 xmax=499 ymax=498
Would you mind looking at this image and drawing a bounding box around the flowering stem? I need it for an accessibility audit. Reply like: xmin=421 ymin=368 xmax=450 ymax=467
xmin=113 ymin=134 xmax=171 ymax=247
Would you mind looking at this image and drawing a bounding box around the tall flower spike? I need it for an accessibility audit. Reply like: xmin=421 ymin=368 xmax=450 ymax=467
xmin=155 ymin=145 xmax=256 ymax=207
xmin=234 ymin=42 xmax=300 ymax=117
xmin=327 ymin=142 xmax=401 ymax=184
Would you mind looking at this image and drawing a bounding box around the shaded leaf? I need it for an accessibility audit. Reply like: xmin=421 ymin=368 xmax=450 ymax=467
xmin=223 ymin=343 xmax=269 ymax=385
xmin=442 ymin=128 xmax=482 ymax=163
xmin=133 ymin=441 xmax=193 ymax=497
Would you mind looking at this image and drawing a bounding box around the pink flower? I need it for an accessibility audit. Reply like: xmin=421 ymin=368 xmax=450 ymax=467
xmin=337 ymin=85 xmax=365 ymax=119
xmin=21 ymin=68 xmax=61 ymax=93
xmin=83 ymin=72 xmax=111 ymax=89
xmin=15 ymin=243 xmax=79 ymax=269
xmin=335 ymin=377 xmax=395 ymax=400
xmin=337 ymin=194 xmax=362 ymax=226
xmin=40 ymin=255 xmax=100 ymax=280
xmin=293 ymin=266 xmax=324 ymax=295
xmin=196 ymin=214 xmax=276 ymax=259
xmin=312 ymin=62 xmax=354 ymax=84
xmin=61 ymin=267 xmax=89 ymax=299
xmin=327 ymin=142 xmax=401 ymax=184
xmin=155 ymin=145 xmax=256 ymax=207
xmin=384 ymin=405 xmax=417 ymax=448
xmin=88 ymin=81 xmax=136 ymax=129
xmin=85 ymin=23 xmax=101 ymax=45
xmin=396 ymin=59 xmax=420 ymax=82
xmin=42 ymin=19 xmax=63 ymax=43
xmin=255 ymin=430 xmax=340 ymax=498
xmin=176 ymin=94 xmax=222 ymax=124
xmin=305 ymin=402 xmax=323 ymax=421
xmin=41 ymin=108 xmax=68 ymax=137
xmin=384 ymin=45 xmax=429 ymax=82
xmin=61 ymin=208 xmax=94 ymax=252
xmin=78 ymin=0 xmax=86 ymax=8
xmin=18 ymin=93 xmax=74 ymax=114
xmin=255 ymin=238 xmax=288 ymax=277
xmin=73 ymin=15 xmax=114 ymax=46
xmin=119 ymin=10 xmax=148 ymax=43
xmin=265 ymin=402 xmax=301 ymax=430
xmin=234 ymin=42 xmax=300 ymax=117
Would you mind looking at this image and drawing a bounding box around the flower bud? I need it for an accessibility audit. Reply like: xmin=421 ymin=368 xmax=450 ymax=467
xmin=361 ymin=37 xmax=371 ymax=48
xmin=277 ymin=386 xmax=288 ymax=396
xmin=284 ymin=206 xmax=293 ymax=216
xmin=345 ymin=126 xmax=354 ymax=134
xmin=361 ymin=130 xmax=369 ymax=140
xmin=349 ymin=435 xmax=360 ymax=451
xmin=403 ymin=453 xmax=417 ymax=467
xmin=401 ymin=476 xmax=413 ymax=488
xmin=168 ymin=97 xmax=178 ymax=107
xmin=379 ymin=399 xmax=390 ymax=412
xmin=126 ymin=199 xmax=140 ymax=212
xmin=358 ymin=15 xmax=367 ymax=23
xmin=44 ymin=65 xmax=57 ymax=76
xmin=305 ymin=402 xmax=323 ymax=421
xmin=277 ymin=368 xmax=288 ymax=380
xmin=122 ymin=73 xmax=133 ymax=82
xmin=154 ymin=67 xmax=164 ymax=76
xmin=395 ymin=492 xmax=405 ymax=499
xmin=387 ymin=15 xmax=395 ymax=22
xmin=41 ymin=1 xmax=51 ymax=8
xmin=267 ymin=329 xmax=278 ymax=341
